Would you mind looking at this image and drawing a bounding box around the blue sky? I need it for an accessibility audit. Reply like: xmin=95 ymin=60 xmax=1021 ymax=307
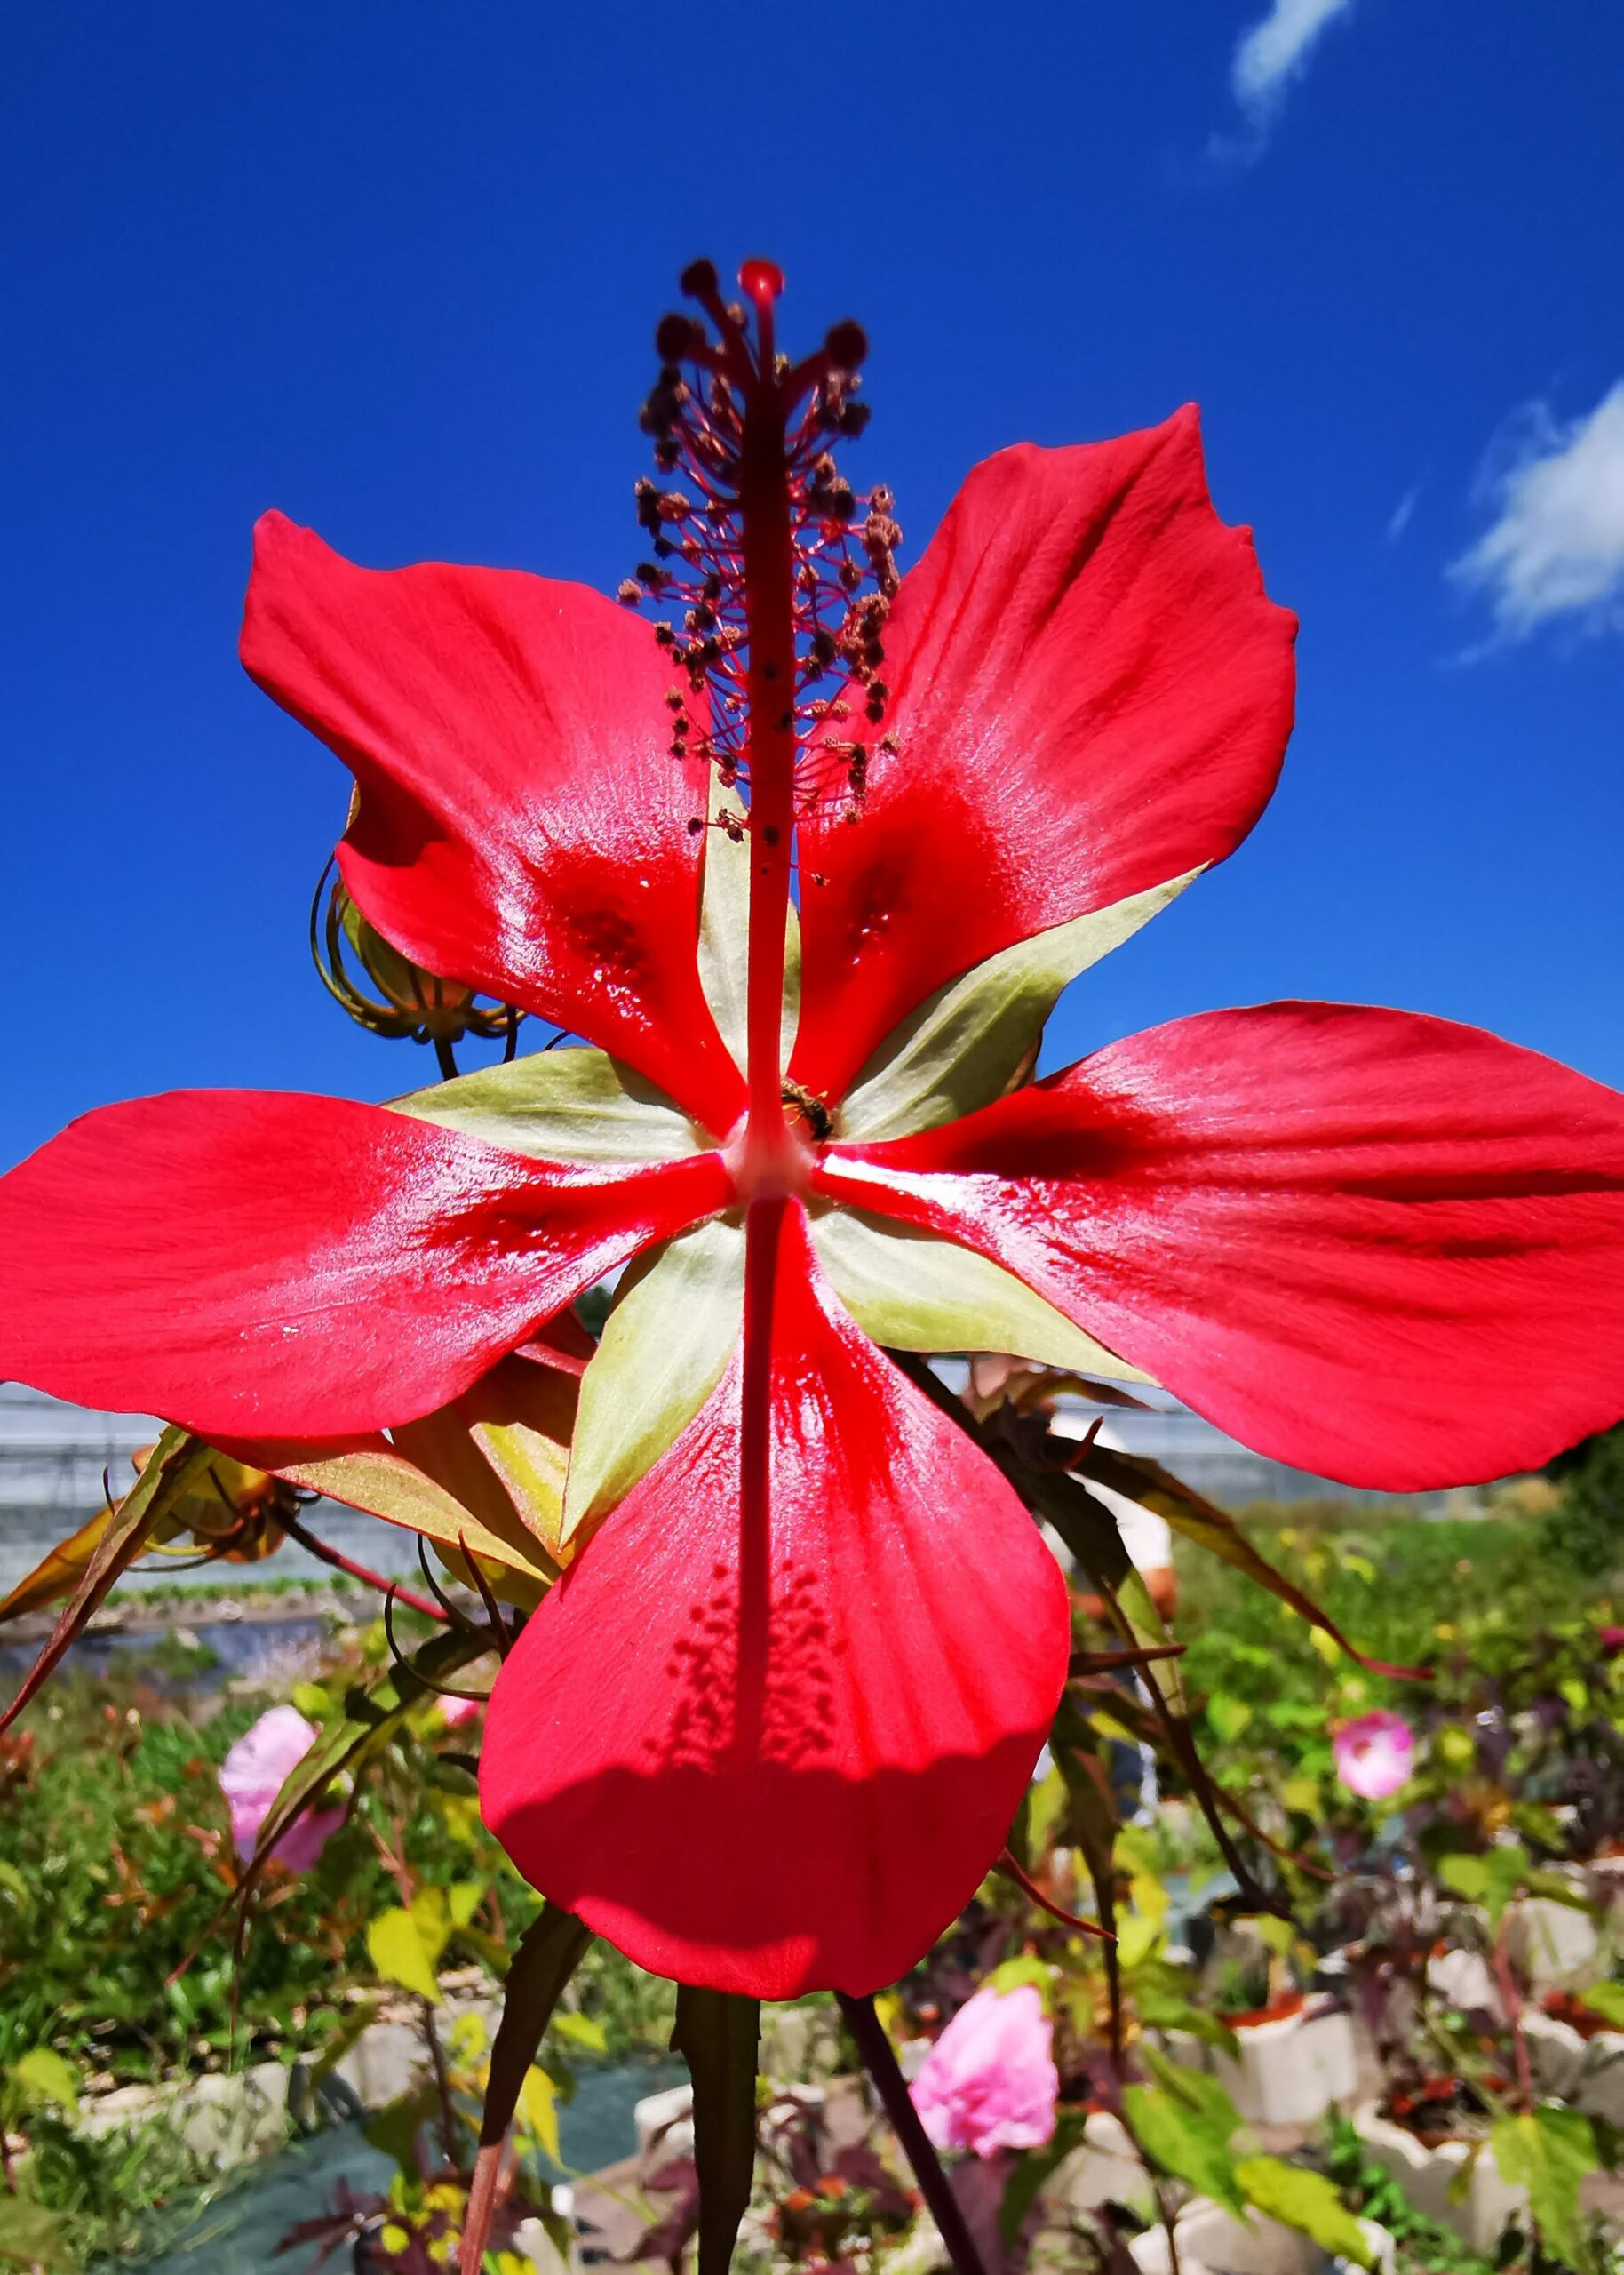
xmin=3 ymin=3 xmax=1621 ymax=1168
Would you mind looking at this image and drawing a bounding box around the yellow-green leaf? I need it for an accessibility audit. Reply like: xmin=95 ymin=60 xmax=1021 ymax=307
xmin=1235 ymin=2155 xmax=1374 ymax=2268
xmin=367 ymin=1906 xmax=443 ymax=2004
xmin=11 ymin=2047 xmax=79 ymax=2111
xmin=518 ymin=2065 xmax=561 ymax=2164
xmin=1490 ymin=2108 xmax=1599 ymax=2273
xmin=553 ymin=2011 xmax=609 ymax=2054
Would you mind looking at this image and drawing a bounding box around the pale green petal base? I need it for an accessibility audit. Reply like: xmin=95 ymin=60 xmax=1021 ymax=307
xmin=811 ymin=1203 xmax=1154 ymax=1382
xmin=836 ymin=867 xmax=1202 ymax=1141
xmin=561 ymin=1215 xmax=746 ymax=1541
xmin=390 ymin=1045 xmax=706 ymax=1163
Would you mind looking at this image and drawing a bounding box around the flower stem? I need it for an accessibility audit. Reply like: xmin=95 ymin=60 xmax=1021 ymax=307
xmin=272 ymin=1505 xmax=449 ymax=1623
xmin=836 ymin=1993 xmax=991 ymax=2275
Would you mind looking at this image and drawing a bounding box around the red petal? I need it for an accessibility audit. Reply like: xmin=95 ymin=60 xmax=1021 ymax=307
xmin=0 ymin=1091 xmax=728 ymax=1439
xmin=793 ymin=410 xmax=1296 ymax=1103
xmin=241 ymin=515 xmax=745 ymax=1134
xmin=816 ymin=1005 xmax=1624 ymax=1490
xmin=481 ymin=1208 xmax=1070 ymax=1996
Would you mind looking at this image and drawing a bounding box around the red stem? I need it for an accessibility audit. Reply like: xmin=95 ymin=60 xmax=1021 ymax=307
xmin=275 ymin=1506 xmax=449 ymax=1624
xmin=738 ymin=366 xmax=796 ymax=1141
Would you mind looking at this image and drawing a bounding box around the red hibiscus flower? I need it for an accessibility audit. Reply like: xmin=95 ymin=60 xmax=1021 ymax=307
xmin=4 ymin=262 xmax=1623 ymax=2000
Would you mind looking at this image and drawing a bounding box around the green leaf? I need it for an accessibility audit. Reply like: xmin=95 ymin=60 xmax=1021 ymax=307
xmin=362 ymin=2079 xmax=440 ymax=2182
xmin=10 ymin=2046 xmax=79 ymax=2110
xmin=1 ymin=1427 xmax=216 ymax=1731
xmin=1122 ymin=2082 xmax=1247 ymax=2218
xmin=809 ymin=1204 xmax=1151 ymax=1380
xmin=1490 ymin=2107 xmax=1600 ymax=2274
xmin=673 ymin=1984 xmax=760 ymax=2275
xmin=307 ymin=1997 xmax=382 ymax=2087
xmin=447 ymin=1880 xmax=485 ymax=1928
xmin=561 ymin=1215 xmax=744 ymax=1539
xmin=1206 ymin=1694 xmax=1254 ymax=1744
xmin=1438 ymin=1847 xmax=1529 ymax=1928
xmin=1140 ymin=2045 xmax=1244 ymax=2139
xmin=553 ymin=2011 xmax=609 ymax=2054
xmin=393 ymin=1043 xmax=705 ymax=1161
xmin=987 ymin=1957 xmax=1054 ymax=2002
xmin=1234 ymin=2155 xmax=1374 ymax=2268
xmin=0 ymin=2200 xmax=77 ymax=2271
xmin=1580 ymin=1982 xmax=1624 ymax=2031
xmin=835 ymin=869 xmax=1200 ymax=1142
xmin=368 ymin=1906 xmax=444 ymax=2004
xmin=697 ymin=764 xmax=799 ymax=1083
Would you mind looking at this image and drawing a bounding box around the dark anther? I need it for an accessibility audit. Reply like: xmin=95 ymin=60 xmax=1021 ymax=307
xmin=617 ymin=579 xmax=642 ymax=606
xmin=680 ymin=258 xmax=719 ymax=299
xmin=824 ymin=319 xmax=868 ymax=369
xmin=687 ymin=816 xmax=705 ymax=834
xmin=657 ymin=312 xmax=702 ymax=361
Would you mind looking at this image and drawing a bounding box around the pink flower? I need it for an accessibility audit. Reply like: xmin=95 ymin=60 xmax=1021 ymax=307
xmin=220 ymin=1704 xmax=344 ymax=1870
xmin=1333 ymin=1710 xmax=1414 ymax=1800
xmin=911 ymin=1984 xmax=1059 ymax=2158
xmin=438 ymin=1693 xmax=483 ymax=1730
xmin=1599 ymin=1625 xmax=1624 ymax=1659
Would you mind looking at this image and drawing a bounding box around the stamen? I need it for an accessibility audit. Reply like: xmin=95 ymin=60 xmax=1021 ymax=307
xmin=624 ymin=259 xmax=902 ymax=828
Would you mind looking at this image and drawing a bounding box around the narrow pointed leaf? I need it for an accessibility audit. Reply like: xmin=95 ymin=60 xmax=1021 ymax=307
xmin=561 ymin=1216 xmax=744 ymax=1539
xmin=0 ymin=1429 xmax=214 ymax=1731
xmin=673 ymin=1985 xmax=760 ymax=2275
xmin=1072 ymin=1439 xmax=1429 ymax=1680
xmin=835 ymin=871 xmax=1199 ymax=1142
xmin=459 ymin=1903 xmax=593 ymax=2275
xmin=812 ymin=1205 xmax=1152 ymax=1378
xmin=0 ymin=1507 xmax=116 ymax=1624
xmin=245 ymin=1625 xmax=486 ymax=1887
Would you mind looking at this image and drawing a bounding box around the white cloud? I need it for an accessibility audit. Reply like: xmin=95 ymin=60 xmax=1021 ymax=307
xmin=1231 ymin=0 xmax=1357 ymax=121
xmin=1386 ymin=484 xmax=1420 ymax=544
xmin=1452 ymin=384 xmax=1624 ymax=643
